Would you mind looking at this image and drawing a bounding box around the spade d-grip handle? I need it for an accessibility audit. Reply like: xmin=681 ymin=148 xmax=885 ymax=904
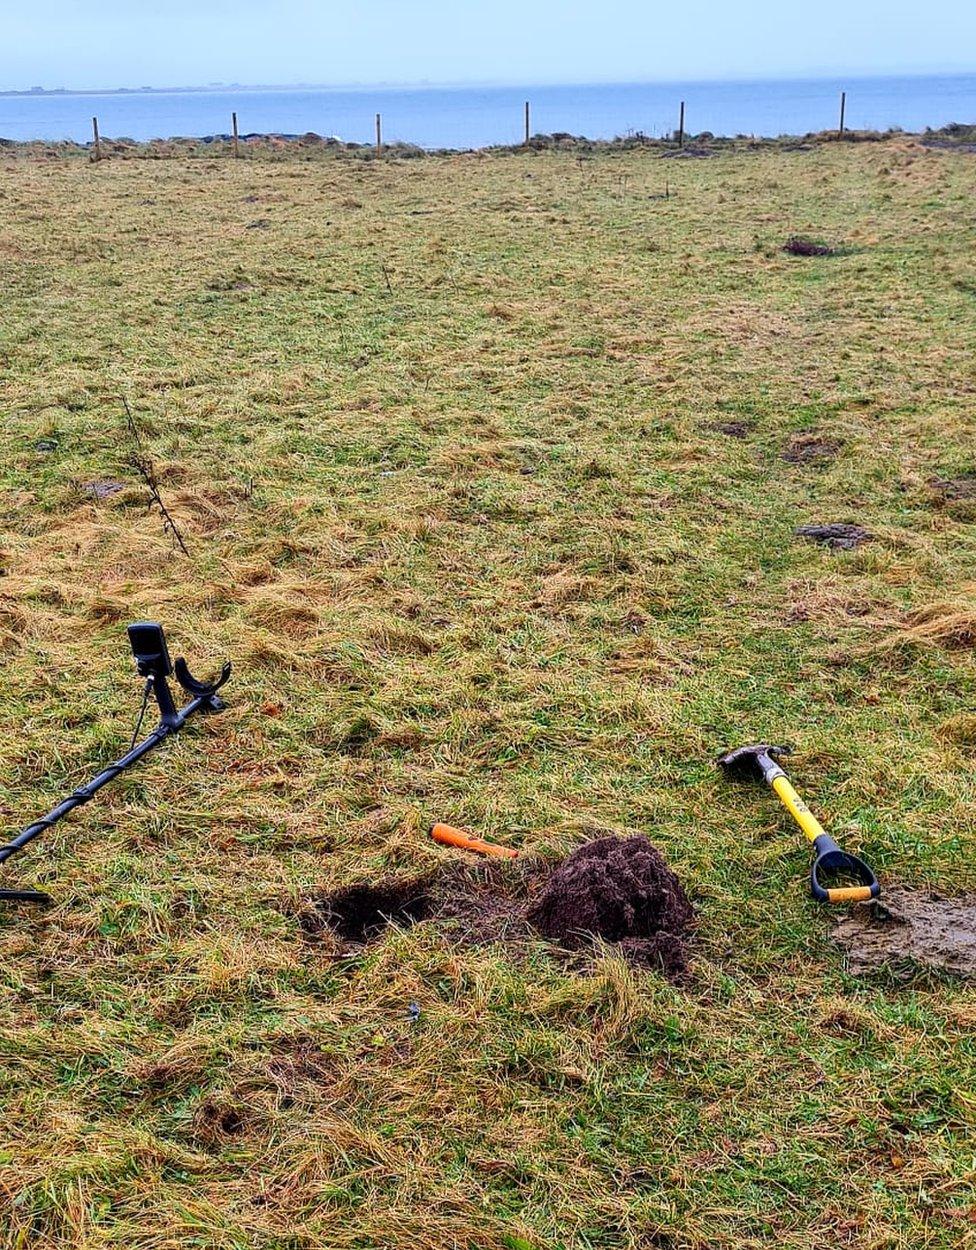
xmin=770 ymin=774 xmax=879 ymax=904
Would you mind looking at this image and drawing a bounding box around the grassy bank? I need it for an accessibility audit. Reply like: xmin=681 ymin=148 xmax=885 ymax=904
xmin=2 ymin=137 xmax=976 ymax=1248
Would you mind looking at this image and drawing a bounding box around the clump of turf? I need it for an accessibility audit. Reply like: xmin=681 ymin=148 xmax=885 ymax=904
xmin=526 ymin=835 xmax=694 ymax=978
xmin=783 ymin=234 xmax=833 ymax=256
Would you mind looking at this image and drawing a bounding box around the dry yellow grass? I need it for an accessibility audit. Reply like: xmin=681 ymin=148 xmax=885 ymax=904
xmin=2 ymin=138 xmax=976 ymax=1248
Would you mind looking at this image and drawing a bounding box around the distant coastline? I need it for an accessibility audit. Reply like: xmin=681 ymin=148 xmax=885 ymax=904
xmin=2 ymin=69 xmax=973 ymax=99
xmin=0 ymin=83 xmax=406 ymax=97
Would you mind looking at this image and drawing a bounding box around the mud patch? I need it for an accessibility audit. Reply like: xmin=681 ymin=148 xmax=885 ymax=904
xmin=782 ymin=434 xmax=843 ymax=464
xmin=783 ymin=235 xmax=833 ymax=256
xmin=308 ymin=877 xmax=432 ymax=943
xmin=795 ymin=522 xmax=871 ymax=550
xmin=526 ymin=836 xmax=694 ymax=979
xmin=833 ymin=887 xmax=976 ymax=979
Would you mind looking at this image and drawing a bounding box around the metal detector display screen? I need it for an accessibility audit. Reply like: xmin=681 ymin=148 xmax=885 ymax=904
xmin=126 ymin=622 xmax=173 ymax=678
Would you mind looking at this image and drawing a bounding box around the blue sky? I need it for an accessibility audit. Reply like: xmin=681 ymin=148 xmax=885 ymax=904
xmin=3 ymin=0 xmax=973 ymax=90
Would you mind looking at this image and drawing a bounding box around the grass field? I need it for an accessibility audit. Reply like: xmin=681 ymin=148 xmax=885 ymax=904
xmin=2 ymin=136 xmax=976 ymax=1249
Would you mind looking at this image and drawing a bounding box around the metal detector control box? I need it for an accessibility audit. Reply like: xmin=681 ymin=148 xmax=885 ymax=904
xmin=127 ymin=621 xmax=174 ymax=679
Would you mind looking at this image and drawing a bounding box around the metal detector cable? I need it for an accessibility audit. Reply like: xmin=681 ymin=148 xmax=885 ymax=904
xmin=130 ymin=678 xmax=154 ymax=750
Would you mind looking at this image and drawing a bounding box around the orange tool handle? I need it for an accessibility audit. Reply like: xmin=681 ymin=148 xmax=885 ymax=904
xmin=430 ymin=823 xmax=518 ymax=859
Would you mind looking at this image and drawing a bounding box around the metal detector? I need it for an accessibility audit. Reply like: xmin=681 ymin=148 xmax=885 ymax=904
xmin=0 ymin=622 xmax=231 ymax=906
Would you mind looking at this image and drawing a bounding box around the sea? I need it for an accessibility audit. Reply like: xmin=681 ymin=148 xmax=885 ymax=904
xmin=1 ymin=74 xmax=975 ymax=148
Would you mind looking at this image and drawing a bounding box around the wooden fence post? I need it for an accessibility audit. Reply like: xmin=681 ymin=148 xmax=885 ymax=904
xmin=524 ymin=100 xmax=530 ymax=146
xmin=678 ymin=101 xmax=685 ymax=148
xmin=232 ymin=111 xmax=239 ymax=157
xmin=375 ymin=112 xmax=382 ymax=154
xmin=838 ymin=91 xmax=846 ymax=138
xmin=92 ymin=116 xmax=101 ymax=161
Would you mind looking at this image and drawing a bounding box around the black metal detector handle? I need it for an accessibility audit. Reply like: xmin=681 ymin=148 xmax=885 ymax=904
xmin=810 ymin=834 xmax=880 ymax=904
xmin=0 ymin=624 xmax=231 ymax=906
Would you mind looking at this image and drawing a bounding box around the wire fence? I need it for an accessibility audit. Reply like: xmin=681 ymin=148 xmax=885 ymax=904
xmin=74 ymin=91 xmax=855 ymax=159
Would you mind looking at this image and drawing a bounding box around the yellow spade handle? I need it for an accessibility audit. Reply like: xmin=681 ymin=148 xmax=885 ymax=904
xmin=771 ymin=775 xmax=826 ymax=844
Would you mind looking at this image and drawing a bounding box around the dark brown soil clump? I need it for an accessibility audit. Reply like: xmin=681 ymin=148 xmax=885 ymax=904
xmin=526 ymin=836 xmax=694 ymax=978
xmin=81 ymin=479 xmax=126 ymax=500
xmin=795 ymin=522 xmax=871 ymax=550
xmin=929 ymin=473 xmax=976 ymax=520
xmin=833 ymin=887 xmax=976 ymax=979
xmin=782 ymin=434 xmax=843 ymax=464
xmin=783 ymin=235 xmax=833 ymax=256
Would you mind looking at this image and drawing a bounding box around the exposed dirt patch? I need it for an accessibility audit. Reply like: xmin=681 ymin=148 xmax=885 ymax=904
xmin=304 ymin=837 xmax=694 ymax=980
xmin=928 ymin=473 xmax=976 ymax=520
xmin=834 ymin=888 xmax=976 ymax=979
xmin=783 ymin=235 xmax=833 ymax=256
xmin=782 ymin=434 xmax=843 ymax=464
xmin=307 ymin=876 xmax=432 ymax=942
xmin=795 ymin=522 xmax=871 ymax=550
xmin=526 ymin=836 xmax=694 ymax=979
xmin=192 ymin=1094 xmax=248 ymax=1143
xmin=929 ymin=473 xmax=976 ymax=499
xmin=709 ymin=420 xmax=753 ymax=438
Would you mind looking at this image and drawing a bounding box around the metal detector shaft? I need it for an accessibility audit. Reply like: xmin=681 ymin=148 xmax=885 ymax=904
xmin=0 ymin=623 xmax=230 ymax=906
xmin=0 ymin=692 xmax=210 ymax=866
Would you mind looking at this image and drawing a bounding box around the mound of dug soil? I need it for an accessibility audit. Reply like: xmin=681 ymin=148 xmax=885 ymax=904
xmin=782 ymin=434 xmax=843 ymax=464
xmin=526 ymin=836 xmax=694 ymax=978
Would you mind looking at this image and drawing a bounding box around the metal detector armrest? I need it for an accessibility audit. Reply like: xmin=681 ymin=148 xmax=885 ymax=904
xmin=174 ymin=656 xmax=231 ymax=703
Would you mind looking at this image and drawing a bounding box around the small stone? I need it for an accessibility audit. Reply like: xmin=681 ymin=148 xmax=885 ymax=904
xmin=82 ymin=480 xmax=126 ymax=500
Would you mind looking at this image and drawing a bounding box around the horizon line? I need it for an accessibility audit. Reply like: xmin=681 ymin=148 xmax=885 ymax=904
xmin=3 ymin=66 xmax=976 ymax=98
